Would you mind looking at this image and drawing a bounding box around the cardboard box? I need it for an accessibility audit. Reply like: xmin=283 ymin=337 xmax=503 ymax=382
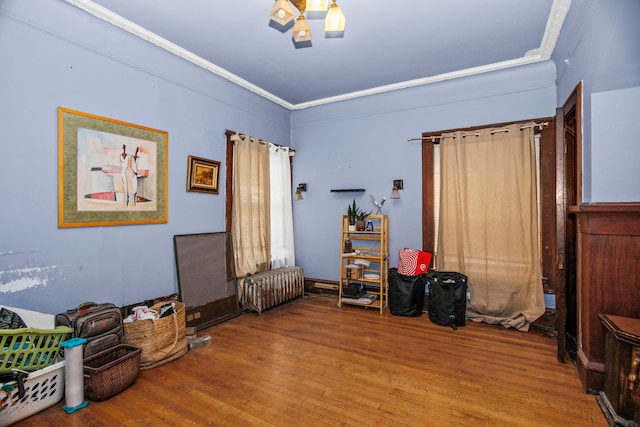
xmin=345 ymin=264 xmax=363 ymax=279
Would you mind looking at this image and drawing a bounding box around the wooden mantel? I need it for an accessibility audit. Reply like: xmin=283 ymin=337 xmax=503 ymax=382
xmin=570 ymin=203 xmax=640 ymax=392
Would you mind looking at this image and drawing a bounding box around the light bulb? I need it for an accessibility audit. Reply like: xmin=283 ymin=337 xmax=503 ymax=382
xmin=325 ymin=1 xmax=345 ymax=33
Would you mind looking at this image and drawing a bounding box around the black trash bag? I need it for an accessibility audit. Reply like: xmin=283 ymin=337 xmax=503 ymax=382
xmin=388 ymin=268 xmax=428 ymax=317
xmin=426 ymin=271 xmax=468 ymax=329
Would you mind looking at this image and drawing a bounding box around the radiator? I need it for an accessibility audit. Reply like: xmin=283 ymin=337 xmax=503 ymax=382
xmin=241 ymin=266 xmax=304 ymax=315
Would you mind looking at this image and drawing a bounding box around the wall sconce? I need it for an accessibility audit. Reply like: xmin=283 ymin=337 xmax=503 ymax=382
xmin=294 ymin=183 xmax=307 ymax=201
xmin=390 ymin=179 xmax=403 ymax=199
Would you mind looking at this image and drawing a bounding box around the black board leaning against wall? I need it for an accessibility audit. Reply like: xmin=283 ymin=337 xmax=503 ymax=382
xmin=173 ymin=232 xmax=239 ymax=331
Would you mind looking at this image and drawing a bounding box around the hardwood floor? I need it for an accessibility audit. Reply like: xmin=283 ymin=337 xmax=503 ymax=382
xmin=15 ymin=294 xmax=605 ymax=426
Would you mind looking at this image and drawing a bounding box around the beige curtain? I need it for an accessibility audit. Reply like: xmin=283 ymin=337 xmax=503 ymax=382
xmin=436 ymin=123 xmax=545 ymax=331
xmin=231 ymin=134 xmax=270 ymax=278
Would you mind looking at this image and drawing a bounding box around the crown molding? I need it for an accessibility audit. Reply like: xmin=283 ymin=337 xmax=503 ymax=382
xmin=63 ymin=0 xmax=295 ymax=109
xmin=65 ymin=0 xmax=571 ymax=111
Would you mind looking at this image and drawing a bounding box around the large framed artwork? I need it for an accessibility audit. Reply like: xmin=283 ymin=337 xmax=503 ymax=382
xmin=58 ymin=107 xmax=168 ymax=227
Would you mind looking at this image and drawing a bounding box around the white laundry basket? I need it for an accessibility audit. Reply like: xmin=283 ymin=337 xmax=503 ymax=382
xmin=0 ymin=360 xmax=65 ymax=425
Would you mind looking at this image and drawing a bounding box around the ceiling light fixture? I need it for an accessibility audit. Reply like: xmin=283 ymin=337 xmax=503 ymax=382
xmin=306 ymin=0 xmax=329 ymax=13
xmin=269 ymin=0 xmax=345 ymax=45
xmin=325 ymin=0 xmax=346 ymax=34
xmin=269 ymin=0 xmax=297 ymax=26
xmin=292 ymin=15 xmax=312 ymax=43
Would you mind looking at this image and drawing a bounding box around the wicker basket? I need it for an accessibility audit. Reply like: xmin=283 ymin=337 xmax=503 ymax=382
xmin=83 ymin=344 xmax=142 ymax=401
xmin=0 ymin=326 xmax=73 ymax=374
xmin=123 ymin=301 xmax=187 ymax=370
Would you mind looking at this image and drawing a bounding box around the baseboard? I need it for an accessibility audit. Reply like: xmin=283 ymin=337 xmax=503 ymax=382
xmin=576 ymin=348 xmax=605 ymax=393
xmin=530 ymin=308 xmax=557 ymax=335
xmin=121 ymin=293 xmax=179 ymax=317
xmin=185 ymin=296 xmax=240 ymax=331
xmin=305 ymin=277 xmax=339 ymax=295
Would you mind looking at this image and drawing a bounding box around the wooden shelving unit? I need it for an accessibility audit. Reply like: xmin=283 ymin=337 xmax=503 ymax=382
xmin=338 ymin=214 xmax=388 ymax=313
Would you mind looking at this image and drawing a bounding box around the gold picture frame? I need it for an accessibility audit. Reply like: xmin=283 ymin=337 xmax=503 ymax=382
xmin=187 ymin=155 xmax=220 ymax=194
xmin=58 ymin=107 xmax=168 ymax=227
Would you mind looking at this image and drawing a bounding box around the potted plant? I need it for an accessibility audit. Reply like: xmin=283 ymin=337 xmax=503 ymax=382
xmin=347 ymin=199 xmax=371 ymax=231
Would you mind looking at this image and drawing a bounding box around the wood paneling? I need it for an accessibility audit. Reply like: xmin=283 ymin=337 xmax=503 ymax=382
xmin=572 ymin=203 xmax=640 ymax=392
xmin=21 ymin=294 xmax=605 ymax=426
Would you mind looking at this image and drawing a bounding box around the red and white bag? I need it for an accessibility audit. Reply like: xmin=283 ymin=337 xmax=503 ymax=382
xmin=397 ymin=248 xmax=432 ymax=276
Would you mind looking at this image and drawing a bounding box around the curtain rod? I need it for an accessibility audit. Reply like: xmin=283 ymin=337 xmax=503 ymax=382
xmin=226 ymin=129 xmax=268 ymax=145
xmin=225 ymin=129 xmax=295 ymax=155
xmin=407 ymin=121 xmax=549 ymax=143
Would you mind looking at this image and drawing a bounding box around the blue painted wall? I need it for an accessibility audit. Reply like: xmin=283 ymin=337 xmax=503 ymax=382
xmin=1 ymin=0 xmax=638 ymax=314
xmin=591 ymin=87 xmax=640 ymax=202
xmin=553 ymin=0 xmax=640 ymax=202
xmin=0 ymin=1 xmax=289 ymax=313
xmin=290 ymin=61 xmax=558 ymax=282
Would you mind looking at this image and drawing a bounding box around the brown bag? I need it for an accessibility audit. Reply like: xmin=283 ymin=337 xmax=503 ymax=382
xmin=123 ymin=301 xmax=187 ymax=369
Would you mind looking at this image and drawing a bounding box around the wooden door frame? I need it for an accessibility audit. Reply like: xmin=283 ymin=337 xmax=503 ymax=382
xmin=556 ymin=81 xmax=583 ymax=362
xmin=555 ymin=105 xmax=567 ymax=362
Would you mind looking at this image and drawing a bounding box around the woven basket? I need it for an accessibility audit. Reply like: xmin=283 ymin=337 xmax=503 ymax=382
xmin=83 ymin=344 xmax=141 ymax=401
xmin=123 ymin=301 xmax=187 ymax=370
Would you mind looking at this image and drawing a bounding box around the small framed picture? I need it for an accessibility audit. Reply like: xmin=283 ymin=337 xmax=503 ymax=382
xmin=187 ymin=155 xmax=220 ymax=194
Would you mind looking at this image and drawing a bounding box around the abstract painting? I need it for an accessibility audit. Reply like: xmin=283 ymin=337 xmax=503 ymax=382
xmin=58 ymin=107 xmax=168 ymax=227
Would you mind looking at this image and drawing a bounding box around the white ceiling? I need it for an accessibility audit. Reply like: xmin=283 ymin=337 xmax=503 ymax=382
xmin=67 ymin=0 xmax=571 ymax=109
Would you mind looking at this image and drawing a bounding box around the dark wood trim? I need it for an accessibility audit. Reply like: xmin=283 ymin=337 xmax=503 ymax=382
xmin=304 ymin=277 xmax=340 ymax=295
xmin=555 ymin=104 xmax=568 ymax=362
xmin=184 ymin=296 xmax=239 ymax=332
xmin=569 ymin=202 xmax=640 ymax=214
xmin=575 ymin=203 xmax=640 ymax=236
xmin=533 ymin=118 xmax=559 ymax=334
xmin=420 ymin=119 xmax=550 ymax=141
xmin=121 ymin=293 xmax=179 ymax=318
xmin=573 ymin=203 xmax=640 ymax=392
xmin=421 ymin=137 xmax=435 ymax=259
xmin=225 ymin=133 xmax=233 ymax=233
xmin=539 ymin=119 xmax=558 ymax=296
xmin=563 ymin=82 xmax=583 ymax=206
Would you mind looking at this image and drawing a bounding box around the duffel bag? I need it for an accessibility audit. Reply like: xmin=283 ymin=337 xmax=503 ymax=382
xmin=56 ymin=302 xmax=123 ymax=358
